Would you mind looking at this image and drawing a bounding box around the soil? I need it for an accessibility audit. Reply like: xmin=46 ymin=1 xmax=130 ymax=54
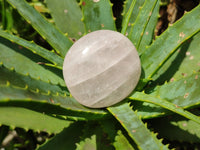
xmin=156 ymin=0 xmax=200 ymax=35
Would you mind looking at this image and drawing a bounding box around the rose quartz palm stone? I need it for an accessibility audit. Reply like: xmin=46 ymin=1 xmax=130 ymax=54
xmin=63 ymin=30 xmax=141 ymax=108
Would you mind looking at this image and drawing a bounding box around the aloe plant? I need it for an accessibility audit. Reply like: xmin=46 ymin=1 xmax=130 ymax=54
xmin=0 ymin=0 xmax=200 ymax=149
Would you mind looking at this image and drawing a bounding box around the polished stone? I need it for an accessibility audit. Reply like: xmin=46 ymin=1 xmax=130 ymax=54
xmin=63 ymin=30 xmax=141 ymax=108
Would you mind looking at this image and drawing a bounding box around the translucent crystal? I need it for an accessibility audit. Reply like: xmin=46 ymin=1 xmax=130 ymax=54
xmin=63 ymin=30 xmax=141 ymax=108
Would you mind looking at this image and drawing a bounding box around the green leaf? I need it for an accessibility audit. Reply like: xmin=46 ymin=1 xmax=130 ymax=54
xmin=131 ymin=101 xmax=167 ymax=119
xmin=37 ymin=122 xmax=84 ymax=150
xmin=121 ymin=0 xmax=137 ymax=35
xmin=7 ymin=0 xmax=73 ymax=57
xmin=137 ymin=0 xmax=160 ymax=54
xmin=99 ymin=119 xmax=117 ymax=144
xmin=76 ymin=122 xmax=97 ymax=150
xmin=150 ymin=114 xmax=200 ymax=143
xmin=0 ymin=83 xmax=108 ymax=120
xmin=81 ymin=0 xmax=116 ymax=33
xmin=77 ymin=122 xmax=115 ymax=150
xmin=0 ymin=66 xmax=68 ymax=96
xmin=108 ymin=103 xmax=169 ymax=150
xmin=133 ymin=73 xmax=200 ymax=119
xmin=1 ymin=0 xmax=14 ymax=31
xmin=151 ymin=73 xmax=200 ymax=109
xmin=0 ymin=37 xmax=65 ymax=86
xmin=114 ymin=130 xmax=135 ymax=150
xmin=153 ymin=31 xmax=200 ymax=83
xmin=130 ymin=92 xmax=200 ymax=125
xmin=141 ymin=4 xmax=200 ymax=79
xmin=0 ymin=28 xmax=63 ymax=68
xmin=46 ymin=0 xmax=85 ymax=40
xmin=0 ymin=107 xmax=71 ymax=133
xmin=98 ymin=119 xmax=118 ymax=149
xmin=76 ymin=135 xmax=96 ymax=150
xmin=121 ymin=0 xmax=145 ymax=35
xmin=128 ymin=0 xmax=158 ymax=49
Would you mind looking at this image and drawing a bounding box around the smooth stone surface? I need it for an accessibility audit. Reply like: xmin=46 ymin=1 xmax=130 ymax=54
xmin=63 ymin=30 xmax=141 ymax=108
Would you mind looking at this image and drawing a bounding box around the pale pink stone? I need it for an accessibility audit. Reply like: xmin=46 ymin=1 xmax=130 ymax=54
xmin=63 ymin=30 xmax=141 ymax=108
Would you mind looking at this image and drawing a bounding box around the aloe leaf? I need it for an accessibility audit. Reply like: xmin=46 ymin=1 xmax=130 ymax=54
xmin=133 ymin=73 xmax=200 ymax=119
xmin=0 ymin=100 xmax=98 ymax=121
xmin=0 ymin=38 xmax=65 ymax=86
xmin=0 ymin=107 xmax=71 ymax=133
xmin=99 ymin=119 xmax=117 ymax=142
xmin=1 ymin=0 xmax=14 ymax=30
xmin=0 ymin=84 xmax=107 ymax=119
xmin=137 ymin=0 xmax=160 ymax=54
xmin=141 ymin=4 xmax=200 ymax=79
xmin=121 ymin=0 xmax=136 ymax=35
xmin=114 ymin=130 xmax=135 ymax=150
xmin=98 ymin=119 xmax=118 ymax=149
xmin=76 ymin=122 xmax=97 ymax=150
xmin=128 ymin=0 xmax=158 ymax=49
xmin=131 ymin=101 xmax=167 ymax=120
xmin=76 ymin=134 xmax=96 ymax=150
xmin=7 ymin=0 xmax=73 ymax=57
xmin=130 ymin=92 xmax=200 ymax=125
xmin=46 ymin=0 xmax=85 ymax=40
xmin=42 ymin=122 xmax=112 ymax=150
xmin=151 ymin=73 xmax=200 ymax=108
xmin=121 ymin=0 xmax=145 ymax=35
xmin=108 ymin=103 xmax=169 ymax=150
xmin=0 ymin=29 xmax=63 ymax=67
xmin=96 ymin=126 xmax=115 ymax=150
xmin=1 ymin=0 xmax=7 ymax=29
xmin=153 ymin=31 xmax=200 ymax=83
xmin=81 ymin=0 xmax=116 ymax=33
xmin=77 ymin=121 xmax=115 ymax=150
xmin=150 ymin=114 xmax=200 ymax=143
xmin=0 ymin=66 xmax=68 ymax=95
xmin=37 ymin=122 xmax=84 ymax=150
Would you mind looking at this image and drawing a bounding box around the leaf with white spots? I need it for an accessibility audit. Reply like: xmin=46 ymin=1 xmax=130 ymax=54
xmin=132 ymin=73 xmax=200 ymax=119
xmin=121 ymin=0 xmax=145 ymax=35
xmin=141 ymin=4 xmax=200 ymax=79
xmin=151 ymin=72 xmax=200 ymax=109
xmin=150 ymin=113 xmax=200 ymax=143
xmin=137 ymin=0 xmax=160 ymax=54
xmin=81 ymin=0 xmax=116 ymax=33
xmin=130 ymin=91 xmax=200 ymax=125
xmin=130 ymin=72 xmax=200 ymax=121
xmin=46 ymin=0 xmax=85 ymax=40
xmin=153 ymin=31 xmax=200 ymax=84
xmin=128 ymin=0 xmax=159 ymax=50
xmin=108 ymin=103 xmax=169 ymax=150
